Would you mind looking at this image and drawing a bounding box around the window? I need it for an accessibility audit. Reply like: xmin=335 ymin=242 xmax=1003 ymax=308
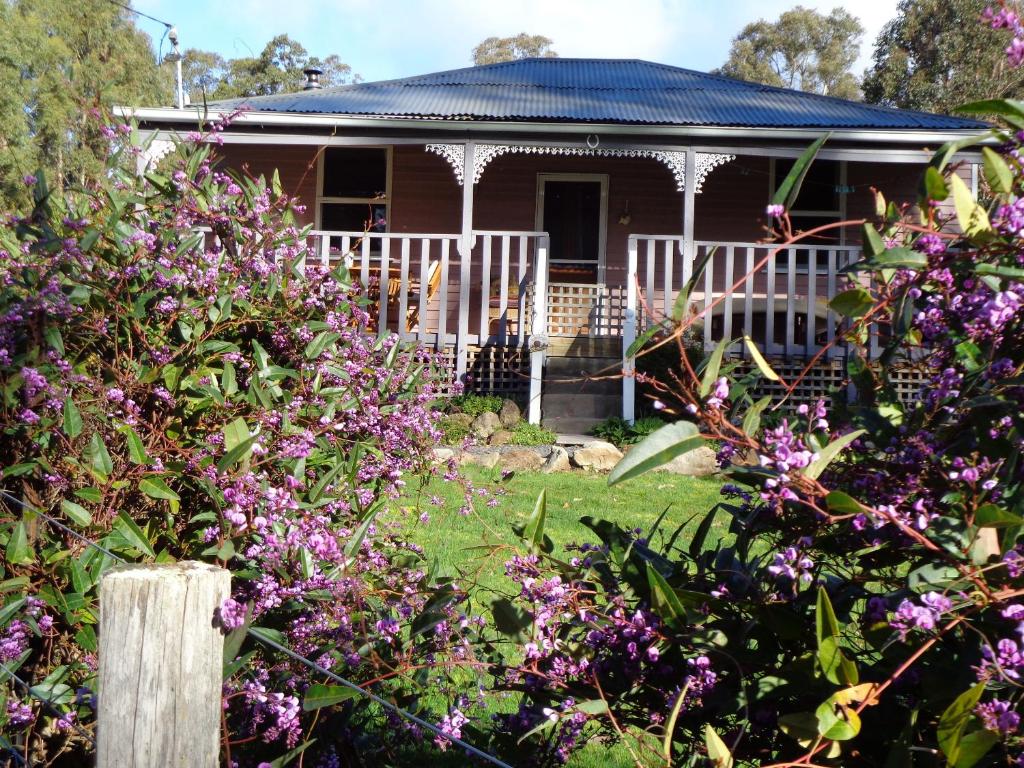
xmin=770 ymin=159 xmax=846 ymax=270
xmin=317 ymin=148 xmax=390 ymax=247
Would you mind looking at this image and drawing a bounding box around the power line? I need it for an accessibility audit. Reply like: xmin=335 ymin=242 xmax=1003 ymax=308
xmin=100 ymin=0 xmax=172 ymax=29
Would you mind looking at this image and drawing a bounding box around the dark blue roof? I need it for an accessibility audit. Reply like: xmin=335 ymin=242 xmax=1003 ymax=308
xmin=212 ymin=58 xmax=986 ymax=130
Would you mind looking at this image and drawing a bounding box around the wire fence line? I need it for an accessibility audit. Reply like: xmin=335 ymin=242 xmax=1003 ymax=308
xmin=0 ymin=490 xmax=516 ymax=768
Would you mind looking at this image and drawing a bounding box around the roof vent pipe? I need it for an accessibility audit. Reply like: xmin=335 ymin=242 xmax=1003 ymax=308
xmin=303 ymin=68 xmax=322 ymax=90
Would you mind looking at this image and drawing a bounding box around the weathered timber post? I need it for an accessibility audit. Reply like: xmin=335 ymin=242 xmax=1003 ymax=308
xmin=98 ymin=561 xmax=230 ymax=768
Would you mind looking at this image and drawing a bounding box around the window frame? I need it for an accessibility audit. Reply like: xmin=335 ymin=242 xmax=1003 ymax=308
xmin=768 ymin=158 xmax=848 ymax=274
xmin=315 ymin=145 xmax=393 ymax=233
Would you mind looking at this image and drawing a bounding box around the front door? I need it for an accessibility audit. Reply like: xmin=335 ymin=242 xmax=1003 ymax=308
xmin=536 ymin=174 xmax=608 ymax=285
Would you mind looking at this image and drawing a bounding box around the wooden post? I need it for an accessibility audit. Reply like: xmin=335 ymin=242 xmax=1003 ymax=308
xmin=622 ymin=235 xmax=638 ymax=424
xmin=457 ymin=141 xmax=476 ymax=383
xmin=528 ymin=235 xmax=549 ymax=425
xmin=98 ymin=562 xmax=230 ymax=768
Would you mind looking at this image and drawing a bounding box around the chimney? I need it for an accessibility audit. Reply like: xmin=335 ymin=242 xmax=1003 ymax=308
xmin=303 ymin=67 xmax=322 ymax=90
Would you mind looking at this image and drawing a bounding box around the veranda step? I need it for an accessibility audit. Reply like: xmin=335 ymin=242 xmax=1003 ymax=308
xmin=541 ymin=393 xmax=621 ymax=421
xmin=544 ymin=356 xmax=622 ymax=395
xmin=542 ymin=417 xmax=606 ymax=435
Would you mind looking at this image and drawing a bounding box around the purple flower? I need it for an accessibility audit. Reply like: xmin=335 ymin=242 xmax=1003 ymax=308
xmin=890 ymin=592 xmax=952 ymax=639
xmin=218 ymin=598 xmax=246 ymax=631
xmin=766 ymin=203 xmax=785 ymax=218
xmin=977 ymin=699 xmax=1020 ymax=735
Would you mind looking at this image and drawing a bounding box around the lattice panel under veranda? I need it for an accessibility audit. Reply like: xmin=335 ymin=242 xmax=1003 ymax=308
xmin=730 ymin=360 xmax=848 ymax=410
xmin=426 ymin=346 xmax=530 ymax=398
xmin=465 ymin=346 xmax=530 ymax=397
xmin=545 ymin=284 xmax=626 ymax=337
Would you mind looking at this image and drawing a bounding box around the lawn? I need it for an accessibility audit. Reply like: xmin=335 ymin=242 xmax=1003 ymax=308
xmin=387 ymin=467 xmax=726 ymax=768
xmin=393 ymin=466 xmax=727 ymax=597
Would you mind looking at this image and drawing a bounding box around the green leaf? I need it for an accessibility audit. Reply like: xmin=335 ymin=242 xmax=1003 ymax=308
xmin=302 ymin=683 xmax=360 ymax=711
xmin=217 ymin=436 xmax=257 ymax=474
xmin=87 ymin=433 xmax=113 ymax=479
xmin=826 ymin=491 xmax=863 ymax=515
xmin=268 ymin=739 xmax=316 ymax=768
xmin=704 ymin=725 xmax=734 ymax=768
xmin=816 ymin=586 xmax=840 ymax=645
xmin=62 ymin=399 xmax=82 ymax=438
xmin=121 ymin=427 xmax=148 ymax=465
xmin=113 ymin=510 xmax=155 ymax=558
xmin=772 ymin=134 xmax=830 ymax=209
xmin=626 ymin=322 xmax=664 ymax=359
xmin=950 ymin=172 xmax=991 ymax=237
xmin=672 ymin=245 xmax=718 ymax=322
xmin=975 ymin=262 xmax=1024 ymax=279
xmin=804 ymin=430 xmax=865 ymax=480
xmin=139 ymin=476 xmax=180 ymax=501
xmin=742 ymin=395 xmax=772 ymax=438
xmin=938 ymin=683 xmax=987 ymax=765
xmin=865 ymin=248 xmax=928 ymax=270
xmin=608 ymin=421 xmax=703 ymax=486
xmin=975 ymin=503 xmax=1024 ymax=528
xmin=862 ymin=223 xmax=887 ymax=256
xmin=646 ymin=562 xmax=686 ymax=627
xmin=5 ymin=521 xmax=33 ymax=565
xmin=699 ymin=337 xmax=730 ymax=397
xmin=343 ymin=509 xmax=379 ymax=562
xmin=60 ymin=499 xmax=91 ymax=527
xmin=815 ymin=587 xmax=859 ymax=685
xmin=954 ymin=729 xmax=999 ymax=768
xmin=815 ymin=695 xmax=861 ymax=741
xmin=923 ymin=166 xmax=949 ymax=202
xmin=830 ymin=288 xmax=874 ymax=318
xmin=304 ymin=331 xmax=340 ymax=360
xmin=491 ymin=597 xmax=532 ymax=639
xmin=957 ymin=98 xmax=1024 ymax=123
xmin=218 ymin=418 xmax=255 ymax=472
xmin=982 ymin=147 xmax=1013 ymax=194
xmin=742 ymin=335 xmax=779 ymax=381
xmin=522 ymin=490 xmax=548 ymax=555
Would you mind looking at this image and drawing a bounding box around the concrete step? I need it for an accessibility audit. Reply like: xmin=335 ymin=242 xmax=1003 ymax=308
xmin=541 ymin=392 xmax=621 ymax=421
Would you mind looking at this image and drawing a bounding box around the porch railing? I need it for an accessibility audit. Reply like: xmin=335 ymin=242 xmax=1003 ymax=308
xmin=303 ymin=230 xmax=550 ymax=423
xmin=622 ymin=235 xmax=861 ymax=420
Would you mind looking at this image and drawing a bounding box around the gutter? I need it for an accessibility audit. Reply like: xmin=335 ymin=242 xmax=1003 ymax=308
xmin=117 ymin=105 xmax=991 ymax=146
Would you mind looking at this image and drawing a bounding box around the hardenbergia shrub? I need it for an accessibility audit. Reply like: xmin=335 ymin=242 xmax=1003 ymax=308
xmin=0 ymin=121 xmax=488 ymax=765
xmin=484 ymin=5 xmax=1024 ymax=765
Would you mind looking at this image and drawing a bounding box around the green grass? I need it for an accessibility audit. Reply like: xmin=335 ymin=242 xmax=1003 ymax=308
xmin=394 ymin=466 xmax=726 ymax=597
xmin=387 ymin=468 xmax=725 ymax=768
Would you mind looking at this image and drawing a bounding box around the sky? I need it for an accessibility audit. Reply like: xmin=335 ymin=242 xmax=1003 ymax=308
xmin=133 ymin=0 xmax=901 ymax=83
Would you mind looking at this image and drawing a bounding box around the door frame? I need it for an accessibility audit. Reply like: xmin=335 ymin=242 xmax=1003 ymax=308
xmin=534 ymin=173 xmax=609 ymax=286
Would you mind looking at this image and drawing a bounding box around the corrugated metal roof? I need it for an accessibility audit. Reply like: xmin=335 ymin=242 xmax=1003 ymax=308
xmin=210 ymin=59 xmax=986 ymax=130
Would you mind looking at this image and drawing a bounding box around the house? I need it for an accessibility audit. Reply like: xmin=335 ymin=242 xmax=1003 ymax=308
xmin=125 ymin=58 xmax=987 ymax=428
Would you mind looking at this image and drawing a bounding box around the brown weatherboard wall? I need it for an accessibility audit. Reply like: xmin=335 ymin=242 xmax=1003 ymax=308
xmin=215 ymin=144 xmax=320 ymax=225
xmin=212 ymin=142 xmax=933 ymax=260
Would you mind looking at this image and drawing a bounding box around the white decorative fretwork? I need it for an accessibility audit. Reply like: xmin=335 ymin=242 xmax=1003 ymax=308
xmin=425 ymin=143 xmax=735 ymax=193
xmin=425 ymin=143 xmax=466 ymax=185
xmin=694 ymin=153 xmax=736 ymax=193
xmin=137 ymin=138 xmax=176 ymax=172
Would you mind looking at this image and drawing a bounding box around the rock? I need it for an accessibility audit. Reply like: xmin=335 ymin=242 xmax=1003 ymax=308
xmin=471 ymin=411 xmax=502 ymax=439
xmin=656 ymin=446 xmax=719 ymax=477
xmin=460 ymin=448 xmax=500 ymax=469
xmin=489 ymin=429 xmax=513 ymax=446
xmin=498 ymin=399 xmax=521 ymax=428
xmin=541 ymin=446 xmax=571 ymax=474
xmin=571 ymin=440 xmax=624 ymax=472
xmin=432 ymin=447 xmax=457 ymax=463
xmin=444 ymin=412 xmax=474 ymax=429
xmin=498 ymin=447 xmax=545 ymax=472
